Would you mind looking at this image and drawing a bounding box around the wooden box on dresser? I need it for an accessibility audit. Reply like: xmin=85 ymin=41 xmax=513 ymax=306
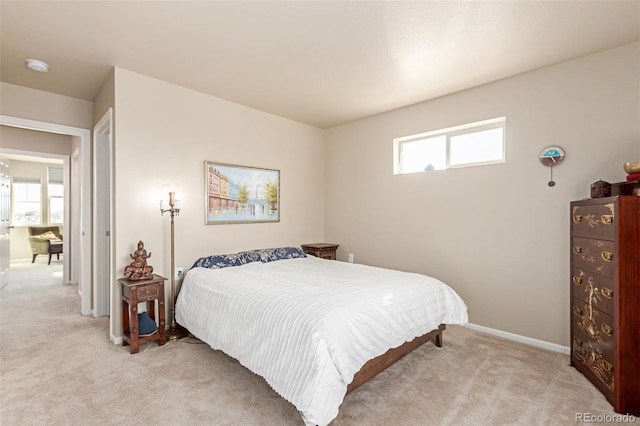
xmin=570 ymin=196 xmax=639 ymax=416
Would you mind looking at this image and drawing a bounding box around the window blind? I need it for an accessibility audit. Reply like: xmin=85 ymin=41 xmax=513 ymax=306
xmin=48 ymin=167 xmax=63 ymax=184
xmin=12 ymin=177 xmax=41 ymax=184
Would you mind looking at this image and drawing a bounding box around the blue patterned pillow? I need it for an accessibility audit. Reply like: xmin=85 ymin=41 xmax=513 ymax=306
xmin=192 ymin=247 xmax=307 ymax=270
xmin=241 ymin=247 xmax=307 ymax=263
xmin=238 ymin=250 xmax=262 ymax=264
xmin=191 ymin=253 xmax=246 ymax=269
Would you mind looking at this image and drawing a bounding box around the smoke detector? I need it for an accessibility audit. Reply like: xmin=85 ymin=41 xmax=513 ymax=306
xmin=26 ymin=59 xmax=49 ymax=73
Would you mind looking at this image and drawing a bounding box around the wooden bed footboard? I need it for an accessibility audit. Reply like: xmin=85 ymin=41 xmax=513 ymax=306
xmin=182 ymin=322 xmax=446 ymax=396
xmin=346 ymin=324 xmax=446 ymax=394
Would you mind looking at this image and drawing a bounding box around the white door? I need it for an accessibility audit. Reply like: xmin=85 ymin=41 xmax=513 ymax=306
xmin=0 ymin=159 xmax=10 ymax=288
xmin=93 ymin=109 xmax=113 ymax=318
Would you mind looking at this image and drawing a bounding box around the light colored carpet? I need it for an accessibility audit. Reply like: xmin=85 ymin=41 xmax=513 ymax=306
xmin=1 ymin=261 xmax=619 ymax=426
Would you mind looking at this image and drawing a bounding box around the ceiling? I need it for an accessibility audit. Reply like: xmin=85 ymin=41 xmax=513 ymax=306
xmin=1 ymin=1 xmax=638 ymax=129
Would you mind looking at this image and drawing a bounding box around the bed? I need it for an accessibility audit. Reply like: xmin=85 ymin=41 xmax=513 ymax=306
xmin=175 ymin=247 xmax=468 ymax=425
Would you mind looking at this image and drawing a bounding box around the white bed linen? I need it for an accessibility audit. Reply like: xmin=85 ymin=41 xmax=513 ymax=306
xmin=176 ymin=256 xmax=468 ymax=426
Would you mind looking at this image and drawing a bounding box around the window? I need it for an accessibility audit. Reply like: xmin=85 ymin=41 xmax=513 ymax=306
xmin=48 ymin=167 xmax=64 ymax=224
xmin=393 ymin=117 xmax=506 ymax=174
xmin=12 ymin=177 xmax=41 ymax=225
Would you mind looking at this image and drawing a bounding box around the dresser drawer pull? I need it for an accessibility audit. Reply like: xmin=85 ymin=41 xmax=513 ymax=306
xmin=572 ymin=276 xmax=582 ymax=285
xmin=572 ymin=215 xmax=582 ymax=223
xmin=601 ymin=323 xmax=613 ymax=337
xmin=573 ymin=306 xmax=583 ymax=317
xmin=573 ymin=337 xmax=583 ymax=347
xmin=600 ymin=251 xmax=613 ymax=262
xmin=572 ymin=246 xmax=582 ymax=254
xmin=601 ymin=287 xmax=613 ymax=299
xmin=601 ymin=359 xmax=613 ymax=375
xmin=601 ymin=215 xmax=613 ymax=224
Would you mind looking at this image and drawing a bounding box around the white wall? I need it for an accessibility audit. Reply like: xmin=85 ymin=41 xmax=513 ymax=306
xmin=0 ymin=125 xmax=74 ymax=156
xmin=324 ymin=42 xmax=640 ymax=346
xmin=0 ymin=82 xmax=93 ymax=130
xmin=94 ymin=70 xmax=115 ymax=125
xmin=112 ymin=68 xmax=326 ymax=335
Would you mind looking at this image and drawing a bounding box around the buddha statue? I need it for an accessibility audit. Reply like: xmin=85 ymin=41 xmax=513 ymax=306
xmin=124 ymin=240 xmax=154 ymax=280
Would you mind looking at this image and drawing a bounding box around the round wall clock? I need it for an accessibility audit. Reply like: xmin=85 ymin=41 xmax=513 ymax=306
xmin=539 ymin=146 xmax=565 ymax=186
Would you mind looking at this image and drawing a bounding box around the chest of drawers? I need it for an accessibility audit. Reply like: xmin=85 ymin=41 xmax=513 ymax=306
xmin=570 ymin=196 xmax=639 ymax=415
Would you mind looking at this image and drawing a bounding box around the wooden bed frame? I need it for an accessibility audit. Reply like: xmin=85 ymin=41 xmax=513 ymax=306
xmin=183 ymin=322 xmax=446 ymax=395
xmin=347 ymin=324 xmax=445 ymax=393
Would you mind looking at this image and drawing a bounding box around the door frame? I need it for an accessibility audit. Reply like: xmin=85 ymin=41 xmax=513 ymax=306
xmin=92 ymin=108 xmax=113 ymax=323
xmin=71 ymin=148 xmax=81 ymax=290
xmin=0 ymin=159 xmax=10 ymax=289
xmin=0 ymin=115 xmax=92 ymax=315
xmin=0 ymin=148 xmax=70 ymax=280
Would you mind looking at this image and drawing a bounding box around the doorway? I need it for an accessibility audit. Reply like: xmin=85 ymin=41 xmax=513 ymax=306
xmin=0 ymin=150 xmax=69 ymax=276
xmin=0 ymin=115 xmax=92 ymax=315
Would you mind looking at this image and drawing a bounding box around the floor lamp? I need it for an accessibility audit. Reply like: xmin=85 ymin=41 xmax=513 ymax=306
xmin=160 ymin=191 xmax=186 ymax=341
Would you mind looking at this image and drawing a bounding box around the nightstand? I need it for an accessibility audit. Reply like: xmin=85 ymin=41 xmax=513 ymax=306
xmin=119 ymin=274 xmax=167 ymax=354
xmin=301 ymin=243 xmax=340 ymax=260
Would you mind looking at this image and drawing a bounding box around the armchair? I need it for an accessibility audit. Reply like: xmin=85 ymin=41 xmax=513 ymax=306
xmin=27 ymin=226 xmax=63 ymax=264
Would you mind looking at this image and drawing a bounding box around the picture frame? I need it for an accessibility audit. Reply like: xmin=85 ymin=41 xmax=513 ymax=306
xmin=204 ymin=161 xmax=280 ymax=224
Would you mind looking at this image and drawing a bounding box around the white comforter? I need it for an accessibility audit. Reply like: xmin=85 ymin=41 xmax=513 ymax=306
xmin=175 ymin=256 xmax=468 ymax=425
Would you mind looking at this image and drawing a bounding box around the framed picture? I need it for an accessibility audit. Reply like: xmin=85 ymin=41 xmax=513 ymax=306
xmin=204 ymin=161 xmax=280 ymax=224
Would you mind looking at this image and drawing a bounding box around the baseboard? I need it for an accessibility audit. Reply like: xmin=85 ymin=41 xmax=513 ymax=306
xmin=465 ymin=323 xmax=570 ymax=355
xmin=105 ymin=321 xmax=568 ymax=353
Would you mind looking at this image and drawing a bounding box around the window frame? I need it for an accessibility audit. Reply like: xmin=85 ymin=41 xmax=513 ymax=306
xmin=393 ymin=117 xmax=506 ymax=175
xmin=11 ymin=177 xmax=42 ymax=226
xmin=47 ymin=166 xmax=64 ymax=225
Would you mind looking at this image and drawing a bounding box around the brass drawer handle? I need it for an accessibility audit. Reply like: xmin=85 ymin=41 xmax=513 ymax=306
xmin=572 ymin=246 xmax=582 ymax=254
xmin=601 ymin=251 xmax=613 ymax=262
xmin=573 ymin=306 xmax=583 ymax=317
xmin=573 ymin=337 xmax=583 ymax=347
xmin=601 ymin=287 xmax=613 ymax=299
xmin=573 ymin=215 xmax=582 ymax=223
xmin=601 ymin=323 xmax=613 ymax=337
xmin=572 ymin=276 xmax=582 ymax=285
xmin=601 ymin=215 xmax=613 ymax=224
xmin=602 ymin=359 xmax=613 ymax=374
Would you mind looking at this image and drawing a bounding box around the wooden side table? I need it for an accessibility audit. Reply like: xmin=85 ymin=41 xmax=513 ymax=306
xmin=119 ymin=274 xmax=167 ymax=354
xmin=301 ymin=243 xmax=340 ymax=260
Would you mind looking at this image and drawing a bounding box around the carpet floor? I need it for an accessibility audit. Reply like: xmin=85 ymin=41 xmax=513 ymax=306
xmin=0 ymin=260 xmax=621 ymax=425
